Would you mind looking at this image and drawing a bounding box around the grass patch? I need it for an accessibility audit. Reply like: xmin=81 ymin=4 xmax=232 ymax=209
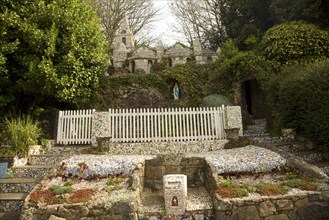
xmin=283 ymin=178 xmax=317 ymax=191
xmin=256 ymin=183 xmax=288 ymax=196
xmin=105 ymin=176 xmax=125 ymax=193
xmin=49 ymin=185 xmax=73 ymax=195
xmin=317 ymin=183 xmax=329 ymax=191
xmin=68 ymin=189 xmax=97 ymax=204
xmin=106 ymin=176 xmax=124 ymax=186
xmin=215 ymin=179 xmax=248 ymax=198
xmin=64 ymin=178 xmax=75 ymax=187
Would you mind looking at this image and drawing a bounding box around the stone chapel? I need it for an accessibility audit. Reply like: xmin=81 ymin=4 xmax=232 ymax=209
xmin=112 ymin=18 xmax=218 ymax=74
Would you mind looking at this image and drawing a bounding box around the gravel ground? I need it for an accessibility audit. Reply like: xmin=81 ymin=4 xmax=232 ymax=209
xmin=203 ymin=145 xmax=286 ymax=174
xmin=60 ymin=155 xmax=155 ymax=179
xmin=60 ymin=146 xmax=285 ymax=178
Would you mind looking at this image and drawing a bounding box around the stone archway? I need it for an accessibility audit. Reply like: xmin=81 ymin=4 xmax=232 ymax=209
xmin=240 ymin=79 xmax=267 ymax=119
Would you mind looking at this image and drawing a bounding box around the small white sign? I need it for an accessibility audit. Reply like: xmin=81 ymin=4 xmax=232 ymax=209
xmin=163 ymin=174 xmax=187 ymax=215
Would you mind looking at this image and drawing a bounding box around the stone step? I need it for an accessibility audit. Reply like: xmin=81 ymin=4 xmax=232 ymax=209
xmin=0 ymin=211 xmax=21 ymax=220
xmin=311 ymin=161 xmax=329 ymax=176
xmin=246 ymin=124 xmax=267 ymax=131
xmin=0 ymin=193 xmax=28 ymax=201
xmin=295 ymin=150 xmax=329 ymax=163
xmin=0 ymin=193 xmax=27 ymax=212
xmin=0 ymin=178 xmax=41 ymax=193
xmin=44 ymin=145 xmax=93 ymax=155
xmin=244 ymin=133 xmax=270 ymax=138
xmin=272 ymin=142 xmax=306 ymax=153
xmin=249 ymin=136 xmax=282 ymax=145
xmin=28 ymin=154 xmax=65 ymax=166
xmin=253 ymin=119 xmax=267 ymax=126
xmin=12 ymin=165 xmax=55 ymax=178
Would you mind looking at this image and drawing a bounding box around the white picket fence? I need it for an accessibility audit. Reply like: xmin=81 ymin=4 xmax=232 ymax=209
xmin=56 ymin=107 xmax=226 ymax=145
xmin=109 ymin=107 xmax=226 ymax=142
xmin=56 ymin=109 xmax=95 ymax=145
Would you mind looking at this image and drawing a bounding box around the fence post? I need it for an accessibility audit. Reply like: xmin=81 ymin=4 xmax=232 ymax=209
xmin=224 ymin=106 xmax=243 ymax=137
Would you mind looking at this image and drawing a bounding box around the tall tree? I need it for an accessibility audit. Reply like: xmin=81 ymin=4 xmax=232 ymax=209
xmin=92 ymin=0 xmax=159 ymax=47
xmin=0 ymin=0 xmax=108 ymax=113
xmin=170 ymin=0 xmax=225 ymax=49
xmin=218 ymin=0 xmax=275 ymax=49
xmin=270 ymin=0 xmax=329 ymax=29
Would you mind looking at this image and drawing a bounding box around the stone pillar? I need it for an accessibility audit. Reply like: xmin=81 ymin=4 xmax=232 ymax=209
xmin=163 ymin=174 xmax=187 ymax=215
xmin=91 ymin=112 xmax=110 ymax=147
xmin=225 ymin=106 xmax=243 ymax=137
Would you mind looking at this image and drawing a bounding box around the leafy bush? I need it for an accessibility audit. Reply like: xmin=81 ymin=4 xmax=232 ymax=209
xmin=161 ymin=63 xmax=216 ymax=106
xmin=201 ymin=94 xmax=232 ymax=107
xmin=262 ymin=21 xmax=329 ymax=65
xmin=87 ymin=73 xmax=168 ymax=110
xmin=0 ymin=115 xmax=42 ymax=156
xmin=210 ymin=47 xmax=275 ymax=99
xmin=264 ymin=59 xmax=329 ymax=148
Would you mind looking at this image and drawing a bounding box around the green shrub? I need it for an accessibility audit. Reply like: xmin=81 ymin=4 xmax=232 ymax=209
xmin=0 ymin=115 xmax=42 ymax=156
xmin=265 ymin=59 xmax=329 ymax=148
xmin=262 ymin=21 xmax=329 ymax=65
xmin=50 ymin=185 xmax=73 ymax=195
xmin=201 ymin=94 xmax=232 ymax=107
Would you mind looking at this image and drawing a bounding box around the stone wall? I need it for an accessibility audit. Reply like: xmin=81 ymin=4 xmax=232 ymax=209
xmin=144 ymin=156 xmax=207 ymax=192
xmin=214 ymin=191 xmax=329 ymax=220
xmin=21 ymin=163 xmax=145 ymax=220
xmin=105 ymin=140 xmax=227 ymax=155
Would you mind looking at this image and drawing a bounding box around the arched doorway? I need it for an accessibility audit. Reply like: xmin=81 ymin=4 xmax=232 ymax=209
xmin=147 ymin=60 xmax=153 ymax=74
xmin=168 ymin=58 xmax=173 ymax=67
xmin=241 ymin=79 xmax=267 ymax=119
xmin=122 ymin=37 xmax=127 ymax=45
xmin=131 ymin=61 xmax=136 ymax=73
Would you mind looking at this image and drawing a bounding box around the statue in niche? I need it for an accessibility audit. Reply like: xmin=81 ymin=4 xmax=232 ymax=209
xmin=173 ymin=83 xmax=180 ymax=100
xmin=171 ymin=196 xmax=178 ymax=206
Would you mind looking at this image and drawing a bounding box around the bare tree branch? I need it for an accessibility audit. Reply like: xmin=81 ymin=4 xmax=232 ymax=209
xmin=91 ymin=0 xmax=159 ymax=47
xmin=170 ymin=0 xmax=225 ymax=49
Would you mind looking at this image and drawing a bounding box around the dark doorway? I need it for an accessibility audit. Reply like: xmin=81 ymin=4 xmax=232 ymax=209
xmin=122 ymin=37 xmax=127 ymax=45
xmin=131 ymin=61 xmax=136 ymax=73
xmin=147 ymin=60 xmax=153 ymax=74
xmin=241 ymin=80 xmax=267 ymax=119
xmin=168 ymin=58 xmax=173 ymax=67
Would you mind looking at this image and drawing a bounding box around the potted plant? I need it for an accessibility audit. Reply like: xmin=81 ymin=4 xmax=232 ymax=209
xmin=0 ymin=115 xmax=42 ymax=167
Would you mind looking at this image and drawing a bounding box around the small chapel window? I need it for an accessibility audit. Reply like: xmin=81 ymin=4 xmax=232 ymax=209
xmin=122 ymin=37 xmax=126 ymax=45
xmin=121 ymin=29 xmax=127 ymax=34
xmin=168 ymin=58 xmax=173 ymax=67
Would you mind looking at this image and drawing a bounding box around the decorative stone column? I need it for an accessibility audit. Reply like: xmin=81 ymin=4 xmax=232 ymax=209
xmin=91 ymin=112 xmax=110 ymax=147
xmin=224 ymin=106 xmax=243 ymax=137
